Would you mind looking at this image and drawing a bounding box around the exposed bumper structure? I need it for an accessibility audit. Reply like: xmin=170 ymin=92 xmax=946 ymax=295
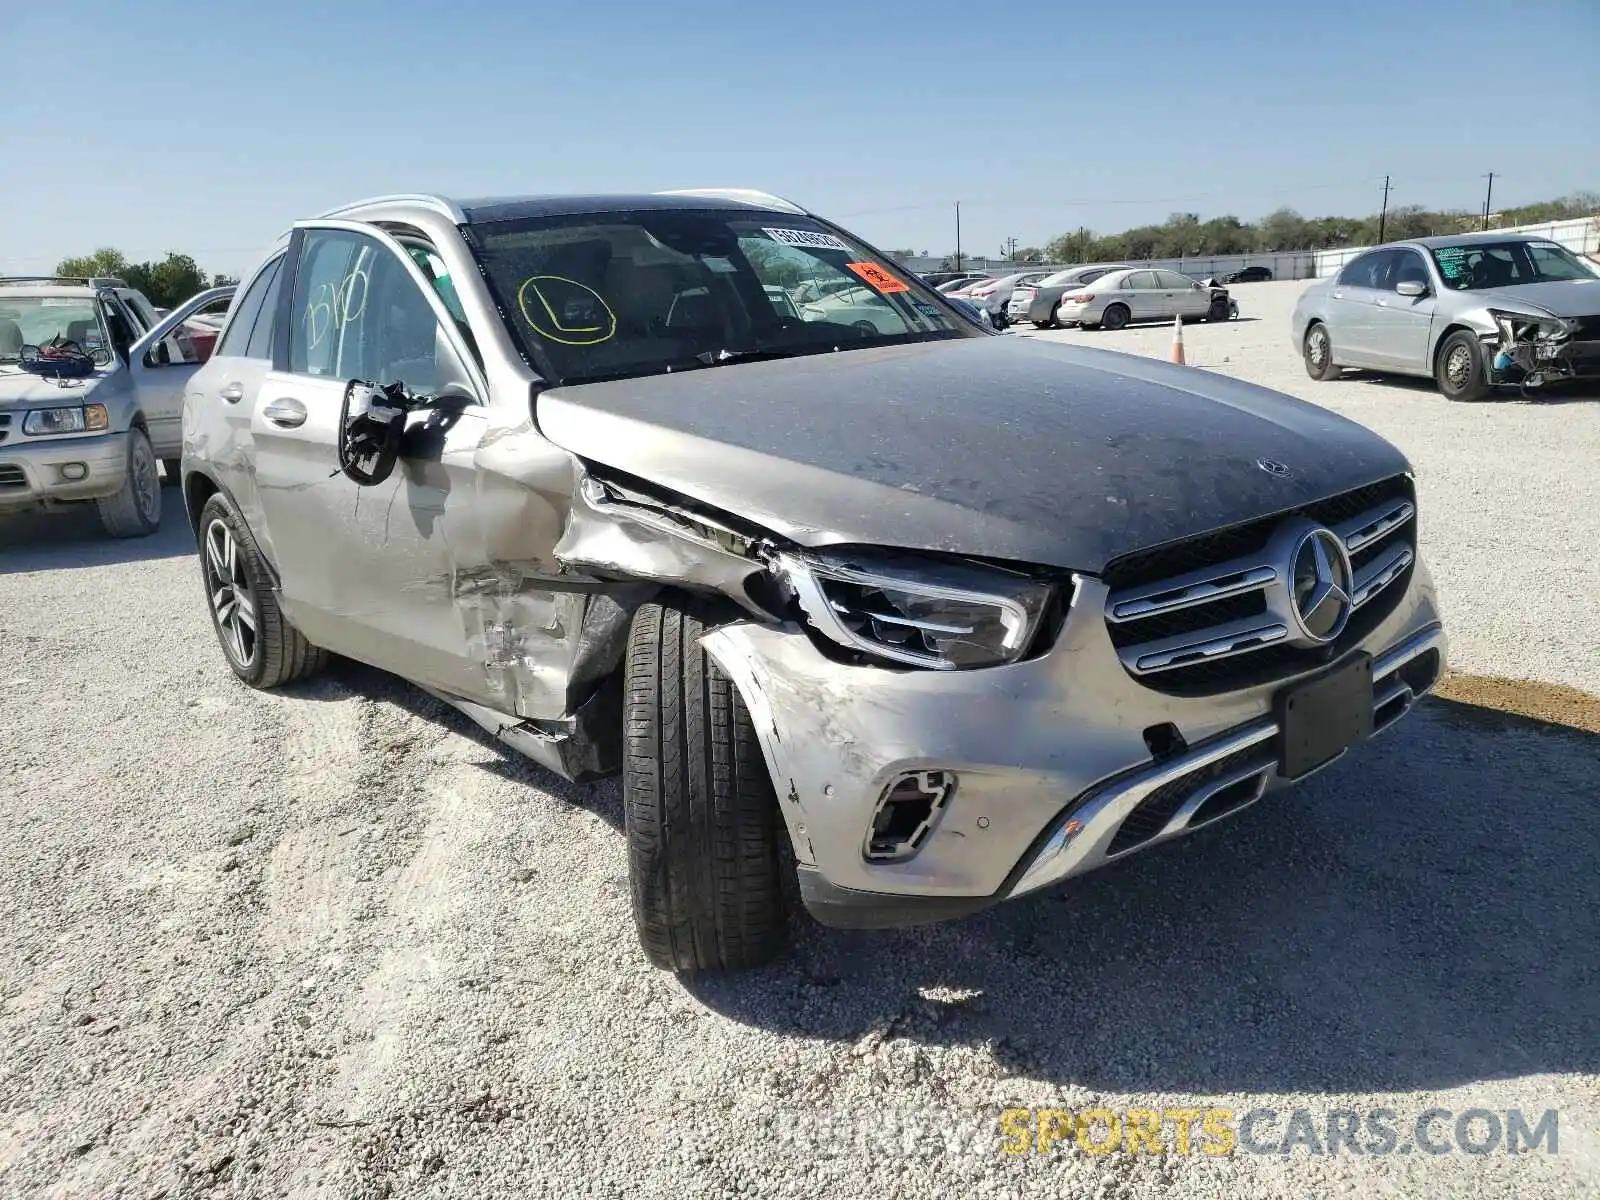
xmin=0 ymin=430 xmax=130 ymax=510
xmin=701 ymin=565 xmax=1445 ymax=930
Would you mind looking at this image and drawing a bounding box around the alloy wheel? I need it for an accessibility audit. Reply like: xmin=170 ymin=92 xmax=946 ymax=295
xmin=204 ymin=518 xmax=257 ymax=667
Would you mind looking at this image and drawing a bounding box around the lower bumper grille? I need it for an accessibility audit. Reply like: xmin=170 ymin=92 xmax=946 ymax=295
xmin=1010 ymin=623 xmax=1445 ymax=897
xmin=1106 ymin=743 xmax=1274 ymax=856
xmin=0 ymin=464 xmax=27 ymax=488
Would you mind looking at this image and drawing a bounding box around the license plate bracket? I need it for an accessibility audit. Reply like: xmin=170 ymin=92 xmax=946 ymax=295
xmin=1275 ymin=652 xmax=1374 ymax=780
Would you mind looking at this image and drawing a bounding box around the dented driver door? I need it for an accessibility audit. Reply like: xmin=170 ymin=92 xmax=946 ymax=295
xmin=251 ymin=222 xmax=532 ymax=705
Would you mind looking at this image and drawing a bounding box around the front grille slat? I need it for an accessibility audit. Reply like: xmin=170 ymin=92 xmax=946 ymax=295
xmin=1104 ymin=475 xmax=1416 ymax=695
xmin=0 ymin=463 xmax=27 ymax=488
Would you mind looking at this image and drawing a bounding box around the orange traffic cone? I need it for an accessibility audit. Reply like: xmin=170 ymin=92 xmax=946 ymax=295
xmin=1170 ymin=314 xmax=1186 ymax=365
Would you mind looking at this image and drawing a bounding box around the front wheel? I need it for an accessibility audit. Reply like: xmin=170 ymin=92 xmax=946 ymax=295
xmin=1435 ymin=330 xmax=1493 ymax=402
xmin=96 ymin=428 xmax=161 ymax=538
xmin=1303 ymin=322 xmax=1340 ymax=381
xmin=624 ymin=601 xmax=788 ymax=972
xmin=1100 ymin=303 xmax=1130 ymax=331
xmin=1207 ymin=298 xmax=1231 ymax=322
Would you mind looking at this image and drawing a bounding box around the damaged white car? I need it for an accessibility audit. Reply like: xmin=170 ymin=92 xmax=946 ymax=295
xmin=182 ymin=191 xmax=1446 ymax=971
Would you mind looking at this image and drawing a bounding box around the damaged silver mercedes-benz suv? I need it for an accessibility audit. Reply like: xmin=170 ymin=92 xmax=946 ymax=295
xmin=181 ymin=190 xmax=1446 ymax=971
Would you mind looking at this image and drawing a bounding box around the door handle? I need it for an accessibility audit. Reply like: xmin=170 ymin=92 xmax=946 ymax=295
xmin=262 ymin=397 xmax=308 ymax=429
xmin=1332 ymin=292 xmax=1344 ymax=300
xmin=219 ymin=382 xmax=244 ymax=403
xmin=1376 ymin=299 xmax=1390 ymax=307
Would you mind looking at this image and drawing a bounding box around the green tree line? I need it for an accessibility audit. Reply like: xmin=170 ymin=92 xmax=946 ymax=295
xmin=47 ymin=248 xmax=238 ymax=309
xmin=937 ymin=191 xmax=1598 ymax=267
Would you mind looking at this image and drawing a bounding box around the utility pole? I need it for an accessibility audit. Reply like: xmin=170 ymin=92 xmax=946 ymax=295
xmin=1482 ymin=172 xmax=1496 ymax=230
xmin=954 ymin=201 xmax=962 ymax=272
xmin=1377 ymin=175 xmax=1391 ymax=243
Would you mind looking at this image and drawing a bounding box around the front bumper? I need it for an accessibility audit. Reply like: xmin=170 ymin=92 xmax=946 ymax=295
xmin=702 ymin=564 xmax=1445 ymax=929
xmin=0 ymin=430 xmax=130 ymax=510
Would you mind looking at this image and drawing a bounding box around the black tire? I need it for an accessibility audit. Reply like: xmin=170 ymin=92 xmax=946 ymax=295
xmin=1101 ymin=303 xmax=1130 ymax=331
xmin=624 ymin=600 xmax=787 ymax=972
xmin=96 ymin=428 xmax=162 ymax=538
xmin=197 ymin=491 xmax=326 ymax=688
xmin=851 ymin=320 xmax=876 ymax=338
xmin=1207 ymin=298 xmax=1231 ymax=322
xmin=1032 ymin=319 xmax=1056 ymax=330
xmin=1435 ymin=329 xmax=1492 ymax=402
xmin=162 ymin=458 xmax=181 ymax=487
xmin=1303 ymin=322 xmax=1340 ymax=381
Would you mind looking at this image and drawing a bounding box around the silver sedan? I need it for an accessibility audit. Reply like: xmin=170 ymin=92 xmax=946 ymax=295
xmin=1291 ymin=233 xmax=1600 ymax=401
xmin=1057 ymin=268 xmax=1227 ymax=330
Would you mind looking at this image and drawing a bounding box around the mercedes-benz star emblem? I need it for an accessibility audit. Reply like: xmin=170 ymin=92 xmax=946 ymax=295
xmin=1257 ymin=458 xmax=1293 ymax=478
xmin=1289 ymin=527 xmax=1354 ymax=643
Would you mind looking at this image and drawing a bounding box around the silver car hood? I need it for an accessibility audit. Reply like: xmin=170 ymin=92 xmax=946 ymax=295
xmin=537 ymin=336 xmax=1410 ymax=573
xmin=1462 ymin=277 xmax=1600 ymax=317
xmin=0 ymin=369 xmax=112 ymax=409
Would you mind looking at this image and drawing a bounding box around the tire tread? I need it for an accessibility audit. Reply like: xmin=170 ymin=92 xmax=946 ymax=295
xmin=625 ymin=601 xmax=785 ymax=972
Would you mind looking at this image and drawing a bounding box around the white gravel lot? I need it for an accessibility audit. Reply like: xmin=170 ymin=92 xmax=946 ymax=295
xmin=1 ymin=280 xmax=1597 ymax=1199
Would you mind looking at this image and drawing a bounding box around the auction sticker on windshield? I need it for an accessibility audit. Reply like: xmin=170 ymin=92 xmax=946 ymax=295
xmin=762 ymin=227 xmax=851 ymax=252
xmin=846 ymin=262 xmax=910 ymax=293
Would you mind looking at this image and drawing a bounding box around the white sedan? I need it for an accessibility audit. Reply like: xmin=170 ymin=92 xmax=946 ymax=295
xmin=1058 ymin=268 xmax=1229 ymax=330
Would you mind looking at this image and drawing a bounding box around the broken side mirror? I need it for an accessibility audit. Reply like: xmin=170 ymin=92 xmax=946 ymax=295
xmin=1396 ymin=281 xmax=1428 ymax=298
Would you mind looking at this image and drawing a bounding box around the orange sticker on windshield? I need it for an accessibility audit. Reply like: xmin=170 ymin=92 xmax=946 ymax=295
xmin=845 ymin=262 xmax=910 ymax=293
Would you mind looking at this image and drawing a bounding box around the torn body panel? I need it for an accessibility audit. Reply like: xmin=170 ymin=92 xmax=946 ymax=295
xmin=422 ymin=425 xmax=784 ymax=779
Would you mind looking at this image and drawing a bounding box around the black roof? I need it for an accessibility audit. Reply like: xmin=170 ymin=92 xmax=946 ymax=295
xmin=458 ymin=193 xmax=788 ymax=224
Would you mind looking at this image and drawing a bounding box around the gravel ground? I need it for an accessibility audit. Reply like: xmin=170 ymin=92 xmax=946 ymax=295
xmin=1 ymin=280 xmax=1597 ymax=1199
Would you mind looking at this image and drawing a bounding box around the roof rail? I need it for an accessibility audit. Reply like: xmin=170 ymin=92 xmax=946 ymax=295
xmin=656 ymin=188 xmax=809 ymax=216
xmin=0 ymin=275 xmax=129 ymax=289
xmin=312 ymin=193 xmax=467 ymax=223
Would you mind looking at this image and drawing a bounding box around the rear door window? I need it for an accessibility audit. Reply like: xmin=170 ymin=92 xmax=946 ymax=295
xmin=1338 ymin=250 xmax=1394 ymax=289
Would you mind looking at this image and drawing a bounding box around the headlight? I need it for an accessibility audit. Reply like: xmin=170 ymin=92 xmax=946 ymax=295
xmin=779 ymin=550 xmax=1056 ymax=670
xmin=21 ymin=404 xmax=106 ymax=435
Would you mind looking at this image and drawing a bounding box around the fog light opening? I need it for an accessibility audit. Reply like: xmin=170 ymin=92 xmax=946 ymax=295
xmin=59 ymin=462 xmax=88 ymax=482
xmin=863 ymin=770 xmax=954 ymax=862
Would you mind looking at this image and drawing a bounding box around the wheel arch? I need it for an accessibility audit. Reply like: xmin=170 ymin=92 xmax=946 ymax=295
xmin=1430 ymin=321 xmax=1486 ymax=371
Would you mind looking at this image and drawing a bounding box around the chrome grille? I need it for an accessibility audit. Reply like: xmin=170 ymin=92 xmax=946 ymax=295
xmin=1105 ymin=476 xmax=1416 ymax=694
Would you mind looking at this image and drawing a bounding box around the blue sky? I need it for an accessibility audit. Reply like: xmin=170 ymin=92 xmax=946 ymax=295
xmin=4 ymin=0 xmax=1596 ymax=277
